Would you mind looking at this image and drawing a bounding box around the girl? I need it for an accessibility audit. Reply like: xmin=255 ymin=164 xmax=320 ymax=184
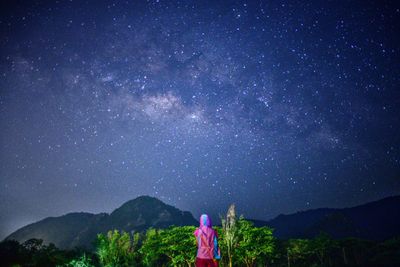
xmin=194 ymin=214 xmax=220 ymax=267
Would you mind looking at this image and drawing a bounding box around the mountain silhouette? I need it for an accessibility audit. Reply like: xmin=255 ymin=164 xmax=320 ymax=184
xmin=6 ymin=195 xmax=400 ymax=250
xmin=252 ymin=195 xmax=400 ymax=240
xmin=6 ymin=196 xmax=197 ymax=250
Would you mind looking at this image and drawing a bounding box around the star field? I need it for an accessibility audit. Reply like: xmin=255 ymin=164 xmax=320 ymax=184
xmin=0 ymin=1 xmax=399 ymax=239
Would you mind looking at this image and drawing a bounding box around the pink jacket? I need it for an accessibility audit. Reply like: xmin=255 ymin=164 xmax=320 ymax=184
xmin=194 ymin=214 xmax=220 ymax=259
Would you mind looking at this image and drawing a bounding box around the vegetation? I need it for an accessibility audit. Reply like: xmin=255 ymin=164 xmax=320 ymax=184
xmin=1 ymin=205 xmax=399 ymax=266
xmin=65 ymin=253 xmax=94 ymax=267
xmin=96 ymin=230 xmax=139 ymax=266
xmin=235 ymin=218 xmax=274 ymax=267
xmin=221 ymin=204 xmax=238 ymax=267
xmin=0 ymin=238 xmax=98 ymax=267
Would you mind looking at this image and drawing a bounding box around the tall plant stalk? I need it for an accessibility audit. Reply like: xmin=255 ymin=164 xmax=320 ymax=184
xmin=221 ymin=204 xmax=237 ymax=267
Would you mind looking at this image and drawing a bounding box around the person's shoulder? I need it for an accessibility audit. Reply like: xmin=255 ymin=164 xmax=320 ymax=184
xmin=193 ymin=228 xmax=200 ymax=236
xmin=212 ymin=228 xmax=218 ymax=236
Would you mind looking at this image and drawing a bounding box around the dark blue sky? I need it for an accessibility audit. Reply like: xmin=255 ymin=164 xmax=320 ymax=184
xmin=1 ymin=0 xmax=399 ymax=239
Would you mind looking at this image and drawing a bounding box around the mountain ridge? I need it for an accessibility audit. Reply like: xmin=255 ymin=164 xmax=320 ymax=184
xmin=250 ymin=195 xmax=400 ymax=240
xmin=6 ymin=195 xmax=198 ymax=250
xmin=6 ymin=195 xmax=400 ymax=250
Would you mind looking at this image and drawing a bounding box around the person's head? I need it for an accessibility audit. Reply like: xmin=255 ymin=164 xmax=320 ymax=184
xmin=199 ymin=214 xmax=212 ymax=227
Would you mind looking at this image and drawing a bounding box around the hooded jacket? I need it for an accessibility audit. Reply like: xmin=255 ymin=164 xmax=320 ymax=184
xmin=194 ymin=214 xmax=220 ymax=259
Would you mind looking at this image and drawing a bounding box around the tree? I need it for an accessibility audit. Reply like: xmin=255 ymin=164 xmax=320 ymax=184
xmin=22 ymin=238 xmax=44 ymax=253
xmin=235 ymin=218 xmax=275 ymax=267
xmin=65 ymin=253 xmax=95 ymax=267
xmin=369 ymin=238 xmax=400 ymax=267
xmin=338 ymin=237 xmax=374 ymax=266
xmin=33 ymin=242 xmax=64 ymax=267
xmin=160 ymin=226 xmax=197 ymax=267
xmin=140 ymin=228 xmax=167 ymax=267
xmin=286 ymin=239 xmax=311 ymax=267
xmin=221 ymin=204 xmax=238 ymax=267
xmin=0 ymin=240 xmax=25 ymax=266
xmin=309 ymin=232 xmax=337 ymax=266
xmin=96 ymin=230 xmax=137 ymax=267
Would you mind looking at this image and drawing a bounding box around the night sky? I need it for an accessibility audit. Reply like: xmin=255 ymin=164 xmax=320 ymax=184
xmin=1 ymin=0 xmax=399 ymax=240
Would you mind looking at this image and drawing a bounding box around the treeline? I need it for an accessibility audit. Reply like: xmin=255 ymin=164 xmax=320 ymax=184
xmin=1 ymin=205 xmax=399 ymax=267
xmin=0 ymin=238 xmax=97 ymax=267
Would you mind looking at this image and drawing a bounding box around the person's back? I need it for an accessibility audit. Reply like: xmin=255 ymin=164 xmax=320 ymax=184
xmin=194 ymin=214 xmax=220 ymax=267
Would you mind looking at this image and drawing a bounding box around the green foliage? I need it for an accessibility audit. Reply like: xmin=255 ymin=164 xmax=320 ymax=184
xmin=2 ymin=232 xmax=400 ymax=267
xmin=140 ymin=226 xmax=196 ymax=267
xmin=220 ymin=205 xmax=276 ymax=267
xmin=235 ymin=218 xmax=275 ymax=267
xmin=140 ymin=228 xmax=165 ymax=267
xmin=309 ymin=232 xmax=338 ymax=265
xmin=338 ymin=237 xmax=373 ymax=266
xmin=370 ymin=237 xmax=400 ymax=267
xmin=161 ymin=226 xmax=197 ymax=266
xmin=96 ymin=230 xmax=138 ymax=267
xmin=65 ymin=253 xmax=94 ymax=267
xmin=287 ymin=239 xmax=311 ymax=267
xmin=2 ymin=213 xmax=400 ymax=267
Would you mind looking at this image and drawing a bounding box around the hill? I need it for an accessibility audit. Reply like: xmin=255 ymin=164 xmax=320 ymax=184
xmin=6 ymin=196 xmax=197 ymax=250
xmin=253 ymin=195 xmax=400 ymax=240
xmin=6 ymin=195 xmax=400 ymax=250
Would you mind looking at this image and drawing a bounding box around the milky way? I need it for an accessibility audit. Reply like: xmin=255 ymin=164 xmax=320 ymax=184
xmin=1 ymin=1 xmax=399 ymax=239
